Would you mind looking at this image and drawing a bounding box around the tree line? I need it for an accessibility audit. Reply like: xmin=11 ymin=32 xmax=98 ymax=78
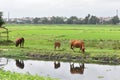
xmin=2 ymin=13 xmax=120 ymax=25
xmin=32 ymin=14 xmax=119 ymax=24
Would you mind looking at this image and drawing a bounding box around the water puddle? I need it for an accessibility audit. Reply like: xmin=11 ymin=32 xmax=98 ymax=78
xmin=0 ymin=57 xmax=120 ymax=80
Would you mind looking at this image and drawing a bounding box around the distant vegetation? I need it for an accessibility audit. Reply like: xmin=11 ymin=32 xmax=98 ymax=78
xmin=5 ymin=14 xmax=120 ymax=24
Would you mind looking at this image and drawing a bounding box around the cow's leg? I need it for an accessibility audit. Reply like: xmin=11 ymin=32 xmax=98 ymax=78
xmin=81 ymin=46 xmax=85 ymax=53
xmin=20 ymin=43 xmax=21 ymax=47
xmin=58 ymin=45 xmax=60 ymax=49
xmin=71 ymin=45 xmax=75 ymax=52
xmin=19 ymin=41 xmax=22 ymax=47
xmin=21 ymin=42 xmax=24 ymax=47
xmin=54 ymin=46 xmax=56 ymax=50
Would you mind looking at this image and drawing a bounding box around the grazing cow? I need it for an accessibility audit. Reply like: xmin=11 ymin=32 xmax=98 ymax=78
xmin=15 ymin=59 xmax=24 ymax=69
xmin=15 ymin=37 xmax=24 ymax=47
xmin=70 ymin=40 xmax=85 ymax=53
xmin=54 ymin=41 xmax=61 ymax=50
xmin=54 ymin=61 xmax=61 ymax=69
xmin=70 ymin=63 xmax=84 ymax=74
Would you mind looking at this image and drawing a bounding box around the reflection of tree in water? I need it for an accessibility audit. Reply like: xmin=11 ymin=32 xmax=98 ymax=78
xmin=15 ymin=59 xmax=24 ymax=69
xmin=70 ymin=63 xmax=85 ymax=74
xmin=54 ymin=61 xmax=61 ymax=69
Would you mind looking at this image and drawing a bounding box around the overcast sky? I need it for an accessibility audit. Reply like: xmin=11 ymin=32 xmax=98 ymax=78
xmin=0 ymin=0 xmax=120 ymax=18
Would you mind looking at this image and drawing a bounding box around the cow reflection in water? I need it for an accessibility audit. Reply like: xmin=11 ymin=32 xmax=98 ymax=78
xmin=15 ymin=59 xmax=24 ymax=69
xmin=70 ymin=63 xmax=84 ymax=74
xmin=54 ymin=61 xmax=61 ymax=69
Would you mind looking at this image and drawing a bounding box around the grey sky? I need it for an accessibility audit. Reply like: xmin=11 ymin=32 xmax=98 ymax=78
xmin=0 ymin=0 xmax=120 ymax=18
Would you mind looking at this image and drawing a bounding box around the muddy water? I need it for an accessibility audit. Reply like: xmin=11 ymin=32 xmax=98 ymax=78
xmin=0 ymin=57 xmax=120 ymax=80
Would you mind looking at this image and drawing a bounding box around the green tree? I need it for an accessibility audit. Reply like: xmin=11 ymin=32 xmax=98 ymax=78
xmin=33 ymin=17 xmax=40 ymax=24
xmin=0 ymin=12 xmax=5 ymax=27
xmin=111 ymin=15 xmax=119 ymax=24
xmin=89 ymin=15 xmax=100 ymax=24
xmin=41 ymin=17 xmax=49 ymax=24
xmin=0 ymin=12 xmax=8 ymax=40
xmin=50 ymin=16 xmax=64 ymax=24
xmin=55 ymin=16 xmax=64 ymax=24
xmin=67 ymin=16 xmax=78 ymax=24
xmin=83 ymin=14 xmax=90 ymax=24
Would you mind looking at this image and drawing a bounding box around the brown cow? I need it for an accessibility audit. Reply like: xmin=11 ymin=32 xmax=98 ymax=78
xmin=70 ymin=63 xmax=84 ymax=74
xmin=15 ymin=37 xmax=24 ymax=47
xmin=54 ymin=41 xmax=61 ymax=50
xmin=70 ymin=40 xmax=85 ymax=53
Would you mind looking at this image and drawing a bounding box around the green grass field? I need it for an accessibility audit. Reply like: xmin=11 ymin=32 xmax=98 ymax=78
xmin=0 ymin=24 xmax=120 ymax=80
xmin=0 ymin=24 xmax=120 ymax=63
